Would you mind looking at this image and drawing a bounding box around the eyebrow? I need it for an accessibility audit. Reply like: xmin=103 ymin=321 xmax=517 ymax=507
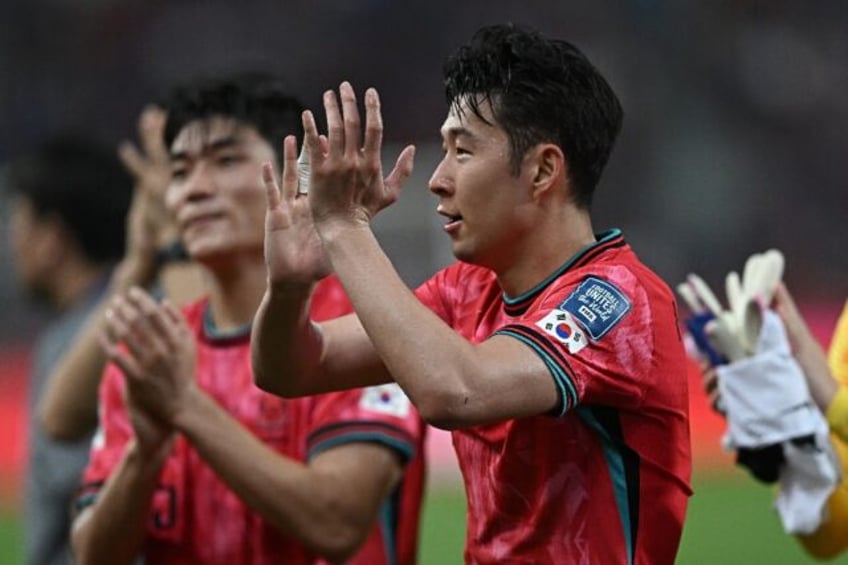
xmin=170 ymin=136 xmax=239 ymax=162
xmin=440 ymin=126 xmax=478 ymax=145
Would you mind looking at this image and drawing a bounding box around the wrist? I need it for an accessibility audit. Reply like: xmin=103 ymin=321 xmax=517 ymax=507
xmin=170 ymin=384 xmax=207 ymax=434
xmin=112 ymin=256 xmax=157 ymax=290
xmin=315 ymin=215 xmax=371 ymax=245
xmin=128 ymin=436 xmax=172 ymax=472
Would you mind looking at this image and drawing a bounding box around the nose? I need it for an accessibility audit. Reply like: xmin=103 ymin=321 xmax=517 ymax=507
xmin=428 ymin=156 xmax=452 ymax=196
xmin=181 ymin=162 xmax=217 ymax=202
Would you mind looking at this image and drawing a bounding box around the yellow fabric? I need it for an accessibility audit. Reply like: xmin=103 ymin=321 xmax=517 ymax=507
xmin=796 ymin=301 xmax=848 ymax=557
xmin=827 ymin=388 xmax=848 ymax=444
xmin=828 ymin=301 xmax=848 ymax=385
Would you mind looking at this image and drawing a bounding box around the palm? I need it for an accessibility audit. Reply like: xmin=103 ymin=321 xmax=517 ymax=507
xmin=262 ymin=140 xmax=331 ymax=285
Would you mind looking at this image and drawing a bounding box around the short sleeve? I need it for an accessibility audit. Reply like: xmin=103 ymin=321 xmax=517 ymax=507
xmin=305 ymin=385 xmax=424 ymax=464
xmin=76 ymin=364 xmax=133 ymax=511
xmin=495 ymin=271 xmax=654 ymax=416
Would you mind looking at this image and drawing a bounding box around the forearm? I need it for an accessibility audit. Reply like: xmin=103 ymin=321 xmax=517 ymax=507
xmin=322 ymin=225 xmax=480 ymax=425
xmin=173 ymin=388 xmax=387 ymax=560
xmin=793 ymin=329 xmax=839 ymax=413
xmin=251 ymin=283 xmax=326 ymax=396
xmin=71 ymin=440 xmax=166 ymax=564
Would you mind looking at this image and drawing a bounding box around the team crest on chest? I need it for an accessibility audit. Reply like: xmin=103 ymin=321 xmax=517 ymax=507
xmin=535 ymin=309 xmax=588 ymax=354
xmin=559 ymin=276 xmax=631 ymax=340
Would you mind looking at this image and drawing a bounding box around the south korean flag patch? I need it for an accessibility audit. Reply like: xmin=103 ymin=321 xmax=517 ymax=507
xmin=536 ymin=309 xmax=589 ymax=354
xmin=360 ymin=383 xmax=411 ymax=418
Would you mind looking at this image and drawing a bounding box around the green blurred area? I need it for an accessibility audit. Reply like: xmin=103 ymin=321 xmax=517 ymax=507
xmin=417 ymin=473 xmax=848 ymax=564
xmin=3 ymin=473 xmax=848 ymax=564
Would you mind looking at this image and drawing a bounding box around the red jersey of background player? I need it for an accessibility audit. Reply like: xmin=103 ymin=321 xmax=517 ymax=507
xmin=78 ymin=276 xmax=426 ymax=565
xmin=415 ymin=229 xmax=691 ymax=565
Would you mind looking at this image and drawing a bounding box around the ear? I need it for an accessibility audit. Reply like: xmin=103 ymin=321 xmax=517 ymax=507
xmin=525 ymin=143 xmax=566 ymax=201
xmin=37 ymin=215 xmax=72 ymax=265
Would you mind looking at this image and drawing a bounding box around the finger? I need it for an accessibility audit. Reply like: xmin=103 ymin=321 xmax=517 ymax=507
xmin=676 ymin=281 xmax=704 ymax=315
xmin=263 ymin=162 xmax=282 ymax=212
xmin=116 ymin=291 xmax=164 ymax=359
xmin=161 ymin=300 xmax=188 ymax=331
xmin=103 ymin=340 xmax=144 ymax=382
xmin=139 ymin=106 xmax=169 ymax=164
xmin=281 ymin=135 xmax=299 ymax=201
xmin=742 ymin=253 xmax=762 ymax=299
xmin=687 ymin=274 xmax=725 ymax=319
xmin=118 ymin=141 xmax=145 ymax=177
xmin=296 ymin=141 xmax=310 ymax=195
xmin=362 ymin=88 xmax=383 ymax=160
xmin=757 ymin=249 xmax=784 ymax=305
xmin=339 ymin=82 xmax=361 ymax=158
xmin=384 ymin=145 xmax=416 ymax=194
xmin=162 ymin=301 xmax=193 ymax=345
xmin=126 ymin=288 xmax=176 ymax=350
xmin=323 ymin=89 xmax=344 ymax=157
xmin=302 ymin=110 xmax=326 ymax=169
xmin=725 ymin=271 xmax=743 ymax=318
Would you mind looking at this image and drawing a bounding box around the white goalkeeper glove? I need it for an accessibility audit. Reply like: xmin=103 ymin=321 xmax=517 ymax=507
xmin=676 ymin=249 xmax=784 ymax=364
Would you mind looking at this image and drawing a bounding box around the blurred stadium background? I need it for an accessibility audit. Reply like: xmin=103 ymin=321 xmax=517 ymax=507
xmin=1 ymin=1 xmax=847 ymax=563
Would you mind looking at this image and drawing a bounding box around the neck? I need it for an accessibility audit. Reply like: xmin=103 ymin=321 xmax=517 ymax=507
xmin=495 ymin=205 xmax=596 ymax=297
xmin=201 ymin=252 xmax=267 ymax=332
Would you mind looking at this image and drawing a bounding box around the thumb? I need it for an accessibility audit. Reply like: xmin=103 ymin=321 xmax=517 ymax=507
xmin=384 ymin=145 xmax=415 ymax=193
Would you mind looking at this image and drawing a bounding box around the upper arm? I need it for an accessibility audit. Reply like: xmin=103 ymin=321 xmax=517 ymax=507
xmin=436 ymin=334 xmax=561 ymax=427
xmin=312 ymin=313 xmax=392 ymax=392
xmin=441 ymin=274 xmax=656 ymax=428
xmin=308 ymin=441 xmax=405 ymax=521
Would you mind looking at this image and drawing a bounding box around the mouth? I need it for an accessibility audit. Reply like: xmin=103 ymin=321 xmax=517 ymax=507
xmin=182 ymin=212 xmax=224 ymax=232
xmin=438 ymin=208 xmax=463 ymax=233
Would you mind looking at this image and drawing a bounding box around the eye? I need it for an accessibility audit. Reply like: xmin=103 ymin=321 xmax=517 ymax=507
xmin=455 ymin=146 xmax=471 ymax=157
xmin=171 ymin=167 xmax=187 ymax=180
xmin=217 ymin=154 xmax=242 ymax=167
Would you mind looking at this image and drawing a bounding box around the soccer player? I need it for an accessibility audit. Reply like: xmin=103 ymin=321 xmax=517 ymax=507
xmin=700 ymin=284 xmax=848 ymax=559
xmin=71 ymin=73 xmax=426 ymax=564
xmin=39 ymin=105 xmax=204 ymax=443
xmin=5 ymin=134 xmax=133 ymax=565
xmin=253 ymin=24 xmax=691 ymax=564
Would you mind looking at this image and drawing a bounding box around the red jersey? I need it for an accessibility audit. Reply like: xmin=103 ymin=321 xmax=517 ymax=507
xmin=415 ymin=229 xmax=691 ymax=565
xmin=78 ymin=276 xmax=426 ymax=565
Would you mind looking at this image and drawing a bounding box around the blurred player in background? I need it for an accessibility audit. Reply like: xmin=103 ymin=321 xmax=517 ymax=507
xmin=71 ymin=73 xmax=426 ymax=564
xmin=38 ymin=105 xmax=204 ymax=445
xmin=254 ymin=24 xmax=691 ymax=564
xmin=681 ymin=249 xmax=848 ymax=558
xmin=698 ymin=279 xmax=848 ymax=559
xmin=5 ymin=135 xmax=133 ymax=565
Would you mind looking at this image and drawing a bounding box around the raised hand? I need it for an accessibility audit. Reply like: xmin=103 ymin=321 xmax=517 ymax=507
xmin=262 ymin=135 xmax=332 ymax=287
xmin=101 ymin=287 xmax=197 ymax=426
xmin=302 ymin=82 xmax=416 ymax=235
xmin=118 ymin=106 xmax=178 ymax=285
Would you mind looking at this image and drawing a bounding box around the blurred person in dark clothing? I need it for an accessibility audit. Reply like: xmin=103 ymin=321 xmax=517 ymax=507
xmin=4 ymin=135 xmax=132 ymax=565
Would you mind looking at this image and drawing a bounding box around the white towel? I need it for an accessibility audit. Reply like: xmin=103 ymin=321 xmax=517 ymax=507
xmin=717 ymin=310 xmax=840 ymax=534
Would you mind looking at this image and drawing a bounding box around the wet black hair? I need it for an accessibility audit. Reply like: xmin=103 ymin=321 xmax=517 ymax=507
xmin=443 ymin=23 xmax=623 ymax=208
